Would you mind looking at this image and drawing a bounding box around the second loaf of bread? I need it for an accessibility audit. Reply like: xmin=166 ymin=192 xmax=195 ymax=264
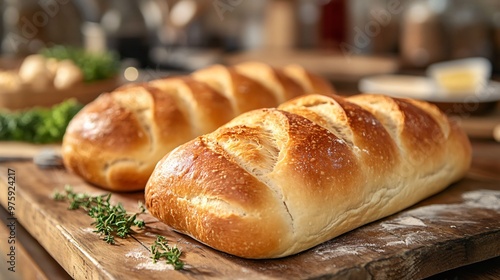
xmin=61 ymin=62 xmax=334 ymax=191
xmin=145 ymin=93 xmax=471 ymax=259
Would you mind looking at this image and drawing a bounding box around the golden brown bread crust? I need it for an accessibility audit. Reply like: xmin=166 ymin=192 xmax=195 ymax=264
xmin=232 ymin=62 xmax=309 ymax=103
xmin=192 ymin=65 xmax=279 ymax=115
xmin=283 ymin=64 xmax=336 ymax=95
xmin=145 ymin=93 xmax=472 ymax=258
xmin=62 ymin=62 xmax=334 ymax=191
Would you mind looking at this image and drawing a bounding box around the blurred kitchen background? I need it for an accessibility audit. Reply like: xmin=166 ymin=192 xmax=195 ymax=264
xmin=1 ymin=0 xmax=500 ymax=90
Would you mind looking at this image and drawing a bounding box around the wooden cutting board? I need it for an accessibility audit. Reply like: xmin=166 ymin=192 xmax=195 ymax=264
xmin=0 ymin=147 xmax=499 ymax=279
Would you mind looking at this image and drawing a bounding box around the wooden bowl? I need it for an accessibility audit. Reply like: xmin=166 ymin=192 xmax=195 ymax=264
xmin=0 ymin=57 xmax=120 ymax=110
xmin=0 ymin=77 xmax=119 ymax=110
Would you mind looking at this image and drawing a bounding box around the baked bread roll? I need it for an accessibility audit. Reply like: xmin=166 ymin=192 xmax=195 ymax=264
xmin=145 ymin=93 xmax=471 ymax=259
xmin=62 ymin=62 xmax=335 ymax=191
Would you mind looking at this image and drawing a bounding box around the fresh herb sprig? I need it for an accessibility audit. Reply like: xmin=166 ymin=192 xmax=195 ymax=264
xmin=53 ymin=186 xmax=185 ymax=270
xmin=53 ymin=186 xmax=146 ymax=244
xmin=151 ymin=235 xmax=184 ymax=270
xmin=40 ymin=45 xmax=120 ymax=83
xmin=0 ymin=99 xmax=83 ymax=143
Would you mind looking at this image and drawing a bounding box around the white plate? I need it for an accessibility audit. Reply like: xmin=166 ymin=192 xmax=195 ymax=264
xmin=358 ymin=74 xmax=500 ymax=103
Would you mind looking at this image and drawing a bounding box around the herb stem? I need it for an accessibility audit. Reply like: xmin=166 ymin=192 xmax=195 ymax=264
xmin=53 ymin=186 xmax=185 ymax=270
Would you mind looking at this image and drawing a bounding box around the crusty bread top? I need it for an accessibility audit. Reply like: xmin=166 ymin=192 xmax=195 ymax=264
xmin=283 ymin=64 xmax=336 ymax=95
xmin=145 ymin=93 xmax=471 ymax=258
xmin=62 ymin=62 xmax=335 ymax=191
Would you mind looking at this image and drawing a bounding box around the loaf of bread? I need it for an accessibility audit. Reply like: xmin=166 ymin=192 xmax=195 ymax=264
xmin=61 ymin=62 xmax=335 ymax=191
xmin=145 ymin=93 xmax=471 ymax=259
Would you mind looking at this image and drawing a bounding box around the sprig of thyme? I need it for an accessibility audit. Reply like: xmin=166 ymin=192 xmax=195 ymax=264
xmin=53 ymin=186 xmax=185 ymax=270
xmin=53 ymin=185 xmax=145 ymax=244
xmin=151 ymin=235 xmax=184 ymax=270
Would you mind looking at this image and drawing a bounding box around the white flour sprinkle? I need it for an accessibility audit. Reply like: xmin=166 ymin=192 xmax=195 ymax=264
xmin=81 ymin=227 xmax=95 ymax=234
xmin=406 ymin=204 xmax=469 ymax=221
xmin=380 ymin=216 xmax=426 ymax=231
xmin=391 ymin=190 xmax=500 ymax=223
xmin=136 ymin=261 xmax=174 ymax=271
xmin=314 ymin=243 xmax=383 ymax=260
xmin=403 ymin=232 xmax=436 ymax=246
xmin=396 ymin=217 xmax=426 ymax=227
xmin=125 ymin=250 xmax=144 ymax=259
xmin=126 ymin=248 xmax=173 ymax=271
xmin=381 ymin=230 xmax=437 ymax=247
xmin=462 ymin=190 xmax=500 ymax=210
xmin=377 ymin=190 xmax=499 ymax=248
xmin=315 ymin=245 xmax=361 ymax=259
xmin=385 ymin=240 xmax=405 ymax=246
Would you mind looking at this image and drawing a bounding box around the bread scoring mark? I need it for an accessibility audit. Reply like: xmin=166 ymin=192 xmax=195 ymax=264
xmin=336 ymin=98 xmax=399 ymax=174
xmin=188 ymin=137 xmax=279 ymax=211
xmin=167 ymin=78 xmax=203 ymax=137
xmin=182 ymin=77 xmax=235 ymax=135
xmin=279 ymin=110 xmax=359 ymax=185
xmin=282 ymin=64 xmax=312 ymax=94
xmin=149 ymin=137 xmax=290 ymax=258
xmin=212 ymin=125 xmax=279 ymax=177
xmin=71 ymin=94 xmax=148 ymax=150
xmin=267 ymin=110 xmax=368 ymax=248
xmin=393 ymin=98 xmax=445 ymax=150
xmin=234 ymin=62 xmax=288 ymax=104
xmin=151 ymin=76 xmax=234 ymax=137
xmin=279 ymin=95 xmax=355 ymax=147
xmin=229 ymin=68 xmax=280 ymax=114
xmin=347 ymin=94 xmax=403 ymax=142
xmin=110 ymin=86 xmax=155 ymax=150
xmin=348 ymin=95 xmax=454 ymax=177
xmin=148 ymin=85 xmax=192 ymax=152
xmin=148 ymin=77 xmax=197 ymax=138
xmin=193 ymin=66 xmax=280 ymax=118
xmin=281 ymin=94 xmax=398 ymax=176
xmin=192 ymin=65 xmax=238 ymax=113
xmin=273 ymin=68 xmax=305 ymax=101
xmin=201 ymin=122 xmax=296 ymax=233
xmin=404 ymin=98 xmax=450 ymax=138
xmin=136 ymin=108 xmax=153 ymax=149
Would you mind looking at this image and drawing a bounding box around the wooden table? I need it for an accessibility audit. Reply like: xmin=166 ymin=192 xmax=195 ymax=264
xmin=0 ymin=139 xmax=499 ymax=280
